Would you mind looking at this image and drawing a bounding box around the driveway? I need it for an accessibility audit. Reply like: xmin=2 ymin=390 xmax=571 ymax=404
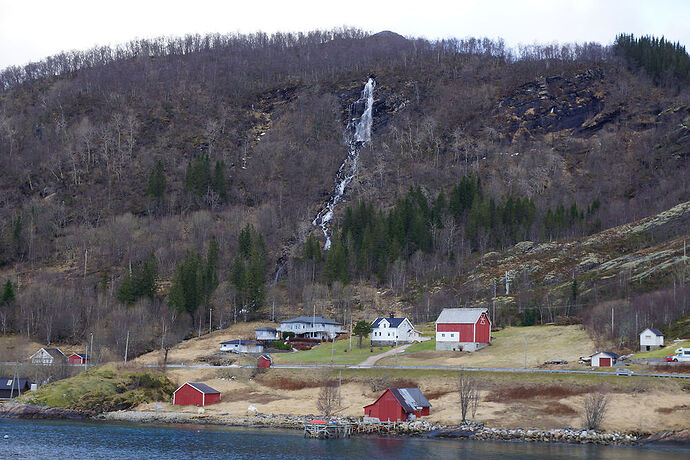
xmin=357 ymin=343 xmax=412 ymax=367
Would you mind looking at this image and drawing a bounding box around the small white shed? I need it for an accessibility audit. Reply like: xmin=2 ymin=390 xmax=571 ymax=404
xmin=591 ymin=351 xmax=620 ymax=367
xmin=639 ymin=328 xmax=664 ymax=352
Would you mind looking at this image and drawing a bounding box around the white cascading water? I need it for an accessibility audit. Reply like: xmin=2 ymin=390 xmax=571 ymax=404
xmin=312 ymin=78 xmax=375 ymax=250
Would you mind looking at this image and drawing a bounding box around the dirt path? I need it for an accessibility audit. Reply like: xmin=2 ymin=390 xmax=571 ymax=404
xmin=357 ymin=344 xmax=411 ymax=367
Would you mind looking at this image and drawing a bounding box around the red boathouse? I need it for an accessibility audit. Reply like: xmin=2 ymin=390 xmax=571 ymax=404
xmin=363 ymin=388 xmax=431 ymax=422
xmin=257 ymin=354 xmax=273 ymax=368
xmin=172 ymin=382 xmax=221 ymax=406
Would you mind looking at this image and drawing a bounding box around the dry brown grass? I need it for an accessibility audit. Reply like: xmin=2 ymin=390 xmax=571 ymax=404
xmin=485 ymin=384 xmax=591 ymax=403
xmin=651 ymin=364 xmax=690 ymax=373
xmin=540 ymin=402 xmax=578 ymax=416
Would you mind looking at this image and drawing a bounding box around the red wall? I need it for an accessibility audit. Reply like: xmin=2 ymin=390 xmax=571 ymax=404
xmin=68 ymin=355 xmax=85 ymax=364
xmin=257 ymin=356 xmax=272 ymax=368
xmin=437 ymin=323 xmax=474 ymax=341
xmin=364 ymin=389 xmax=405 ymax=421
xmin=173 ymin=384 xmax=220 ymax=406
xmin=475 ymin=313 xmax=490 ymax=344
xmin=437 ymin=313 xmax=491 ymax=344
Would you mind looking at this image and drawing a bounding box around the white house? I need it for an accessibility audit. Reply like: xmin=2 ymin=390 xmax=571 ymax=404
xmin=639 ymin=328 xmax=664 ymax=352
xmin=277 ymin=316 xmax=345 ymax=340
xmin=435 ymin=308 xmax=491 ymax=352
xmin=220 ymin=340 xmax=264 ymax=354
xmin=254 ymin=327 xmax=280 ymax=342
xmin=370 ymin=314 xmax=421 ymax=346
xmin=590 ymin=351 xmax=620 ymax=367
xmin=29 ymin=348 xmax=66 ymax=365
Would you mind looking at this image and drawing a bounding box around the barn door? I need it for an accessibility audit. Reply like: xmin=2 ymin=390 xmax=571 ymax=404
xmin=600 ymin=357 xmax=611 ymax=367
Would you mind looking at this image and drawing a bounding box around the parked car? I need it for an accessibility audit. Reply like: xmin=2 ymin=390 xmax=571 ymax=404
xmin=616 ymin=368 xmax=633 ymax=376
xmin=665 ymin=355 xmax=677 ymax=362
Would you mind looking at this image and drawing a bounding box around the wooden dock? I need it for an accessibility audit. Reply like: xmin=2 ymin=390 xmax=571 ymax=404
xmin=303 ymin=420 xmax=352 ymax=439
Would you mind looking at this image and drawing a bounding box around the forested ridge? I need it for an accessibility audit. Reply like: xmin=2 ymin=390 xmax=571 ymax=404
xmin=0 ymin=29 xmax=688 ymax=359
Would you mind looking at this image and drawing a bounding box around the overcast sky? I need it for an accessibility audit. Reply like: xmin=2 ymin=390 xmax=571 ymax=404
xmin=1 ymin=0 xmax=689 ymax=71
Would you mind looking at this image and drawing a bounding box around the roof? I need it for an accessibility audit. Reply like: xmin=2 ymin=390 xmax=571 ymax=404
xmin=221 ymin=339 xmax=260 ymax=346
xmin=69 ymin=353 xmax=89 ymax=359
xmin=176 ymin=382 xmax=220 ymax=394
xmin=371 ymin=317 xmax=408 ymax=328
xmin=436 ymin=308 xmax=488 ymax=324
xmin=280 ymin=316 xmax=341 ymax=326
xmin=255 ymin=327 xmax=277 ymax=332
xmin=0 ymin=378 xmax=32 ymax=390
xmin=641 ymin=328 xmax=664 ymax=336
xmin=592 ymin=351 xmax=620 ymax=359
xmin=365 ymin=387 xmax=431 ymax=413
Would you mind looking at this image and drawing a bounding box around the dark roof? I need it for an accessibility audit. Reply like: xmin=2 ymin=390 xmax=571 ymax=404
xmin=280 ymin=316 xmax=341 ymax=325
xmin=181 ymin=382 xmax=220 ymax=394
xmin=255 ymin=327 xmax=277 ymax=332
xmin=221 ymin=339 xmax=260 ymax=346
xmin=371 ymin=317 xmax=408 ymax=328
xmin=0 ymin=378 xmax=32 ymax=390
xmin=389 ymin=388 xmax=431 ymax=412
xmin=593 ymin=351 xmax=620 ymax=359
xmin=44 ymin=348 xmax=67 ymax=360
xmin=643 ymin=328 xmax=664 ymax=336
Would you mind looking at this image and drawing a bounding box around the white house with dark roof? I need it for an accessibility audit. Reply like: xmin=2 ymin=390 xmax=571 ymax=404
xmin=277 ymin=315 xmax=345 ymax=340
xmin=254 ymin=327 xmax=280 ymax=342
xmin=29 ymin=348 xmax=67 ymax=365
xmin=639 ymin=328 xmax=664 ymax=352
xmin=220 ymin=339 xmax=264 ymax=354
xmin=590 ymin=351 xmax=620 ymax=367
xmin=370 ymin=314 xmax=421 ymax=346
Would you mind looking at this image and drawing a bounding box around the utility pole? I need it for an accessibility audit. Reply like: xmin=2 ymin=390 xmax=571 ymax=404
xmin=331 ymin=335 xmax=335 ymax=363
xmin=83 ymin=248 xmax=88 ymax=279
xmin=611 ymin=308 xmax=615 ymax=339
xmin=338 ymin=370 xmax=342 ymax=406
xmin=209 ymin=308 xmax=213 ymax=334
xmin=523 ymin=336 xmax=527 ymax=369
xmin=272 ymin=300 xmax=275 ymax=322
xmin=349 ymin=316 xmax=353 ymax=351
xmin=90 ymin=332 xmax=94 ymax=368
xmin=124 ymin=330 xmax=130 ymax=363
xmin=505 ymin=271 xmax=510 ymax=296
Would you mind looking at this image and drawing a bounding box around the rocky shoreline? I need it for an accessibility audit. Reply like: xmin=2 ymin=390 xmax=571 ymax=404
xmin=3 ymin=403 xmax=689 ymax=447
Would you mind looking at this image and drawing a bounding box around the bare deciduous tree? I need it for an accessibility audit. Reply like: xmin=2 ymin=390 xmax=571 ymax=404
xmin=457 ymin=371 xmax=480 ymax=421
xmin=317 ymin=379 xmax=341 ymax=417
xmin=583 ymin=393 xmax=609 ymax=430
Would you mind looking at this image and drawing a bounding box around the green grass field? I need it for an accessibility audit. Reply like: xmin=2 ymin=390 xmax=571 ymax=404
xmin=633 ymin=340 xmax=690 ymax=359
xmin=271 ymin=337 xmax=396 ymax=365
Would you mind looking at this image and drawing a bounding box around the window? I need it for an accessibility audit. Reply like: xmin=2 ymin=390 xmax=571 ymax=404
xmin=442 ymin=333 xmax=445 ymax=337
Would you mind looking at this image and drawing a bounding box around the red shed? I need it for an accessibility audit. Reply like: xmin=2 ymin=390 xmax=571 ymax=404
xmin=435 ymin=308 xmax=491 ymax=351
xmin=363 ymin=388 xmax=431 ymax=422
xmin=257 ymin=354 xmax=273 ymax=368
xmin=68 ymin=353 xmax=88 ymax=365
xmin=172 ymin=382 xmax=221 ymax=406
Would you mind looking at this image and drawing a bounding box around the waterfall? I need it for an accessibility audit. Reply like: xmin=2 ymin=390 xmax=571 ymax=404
xmin=312 ymin=78 xmax=375 ymax=250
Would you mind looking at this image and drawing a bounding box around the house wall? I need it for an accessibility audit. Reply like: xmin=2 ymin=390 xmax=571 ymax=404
xmin=173 ymin=385 xmax=203 ymax=406
xmin=436 ymin=323 xmax=474 ymax=342
xmin=371 ymin=319 xmax=419 ymax=345
xmin=639 ymin=331 xmax=664 ymax=350
xmin=475 ymin=313 xmax=491 ymax=343
xmin=364 ymin=390 xmax=405 ymax=422
xmin=68 ymin=355 xmax=85 ymax=364
xmin=31 ymin=350 xmax=53 ymax=365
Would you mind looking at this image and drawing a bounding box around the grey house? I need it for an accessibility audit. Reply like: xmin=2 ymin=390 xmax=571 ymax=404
xmin=277 ymin=316 xmax=345 ymax=340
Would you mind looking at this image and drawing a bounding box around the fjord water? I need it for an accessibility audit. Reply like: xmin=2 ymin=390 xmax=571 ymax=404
xmin=2 ymin=419 xmax=688 ymax=460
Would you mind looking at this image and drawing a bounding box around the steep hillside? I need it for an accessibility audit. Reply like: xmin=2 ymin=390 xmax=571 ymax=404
xmin=0 ymin=29 xmax=688 ymax=359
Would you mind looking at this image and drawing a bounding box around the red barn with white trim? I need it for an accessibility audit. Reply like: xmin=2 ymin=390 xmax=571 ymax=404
xmin=172 ymin=382 xmax=221 ymax=406
xmin=435 ymin=308 xmax=491 ymax=351
xmin=363 ymin=388 xmax=431 ymax=422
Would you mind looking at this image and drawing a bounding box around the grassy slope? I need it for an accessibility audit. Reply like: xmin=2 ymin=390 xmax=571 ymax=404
xmin=379 ymin=325 xmax=596 ymax=368
xmin=21 ymin=364 xmax=175 ymax=412
xmin=633 ymin=340 xmax=690 ymax=359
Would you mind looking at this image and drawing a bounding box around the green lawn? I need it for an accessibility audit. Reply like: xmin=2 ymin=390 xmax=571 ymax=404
xmin=633 ymin=340 xmax=690 ymax=359
xmin=271 ymin=337 xmax=396 ymax=365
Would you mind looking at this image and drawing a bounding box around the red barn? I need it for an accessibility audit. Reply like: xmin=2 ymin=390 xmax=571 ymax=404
xmin=363 ymin=388 xmax=431 ymax=422
xmin=68 ymin=353 xmax=89 ymax=365
xmin=172 ymin=382 xmax=221 ymax=406
xmin=435 ymin=308 xmax=491 ymax=352
xmin=257 ymin=354 xmax=273 ymax=368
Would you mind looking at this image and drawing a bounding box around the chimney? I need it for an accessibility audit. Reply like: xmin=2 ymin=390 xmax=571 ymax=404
xmin=389 ymin=312 xmax=395 ymax=319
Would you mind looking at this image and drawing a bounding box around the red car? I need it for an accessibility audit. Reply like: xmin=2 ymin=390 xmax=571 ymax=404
xmin=665 ymin=355 xmax=677 ymax=362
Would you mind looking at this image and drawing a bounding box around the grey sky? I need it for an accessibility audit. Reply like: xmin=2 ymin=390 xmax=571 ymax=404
xmin=1 ymin=0 xmax=688 ymax=71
